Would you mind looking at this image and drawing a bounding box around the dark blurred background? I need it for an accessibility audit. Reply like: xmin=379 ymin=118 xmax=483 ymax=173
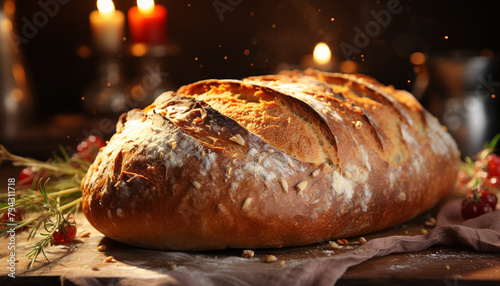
xmin=1 ymin=0 xmax=500 ymax=158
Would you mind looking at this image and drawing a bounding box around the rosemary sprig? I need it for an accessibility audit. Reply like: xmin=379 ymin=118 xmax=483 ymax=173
xmin=0 ymin=145 xmax=88 ymax=177
xmin=0 ymin=186 xmax=81 ymax=214
xmin=23 ymin=179 xmax=80 ymax=268
xmin=0 ymin=145 xmax=87 ymax=268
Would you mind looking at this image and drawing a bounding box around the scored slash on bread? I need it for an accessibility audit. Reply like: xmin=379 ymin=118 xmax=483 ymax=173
xmin=81 ymin=69 xmax=459 ymax=250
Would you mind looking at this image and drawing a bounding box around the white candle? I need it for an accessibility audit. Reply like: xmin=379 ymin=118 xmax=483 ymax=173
xmin=89 ymin=0 xmax=124 ymax=53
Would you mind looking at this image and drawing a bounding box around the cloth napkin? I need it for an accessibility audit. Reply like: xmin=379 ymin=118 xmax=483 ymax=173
xmin=62 ymin=199 xmax=500 ymax=286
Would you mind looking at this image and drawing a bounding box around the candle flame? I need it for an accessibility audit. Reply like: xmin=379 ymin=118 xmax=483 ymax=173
xmin=138 ymin=0 xmax=155 ymax=14
xmin=313 ymin=42 xmax=331 ymax=65
xmin=97 ymin=0 xmax=115 ymax=16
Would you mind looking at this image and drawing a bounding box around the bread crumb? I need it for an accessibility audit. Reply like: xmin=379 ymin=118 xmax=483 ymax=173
xmin=311 ymin=168 xmax=321 ymax=178
xmin=80 ymin=231 xmax=91 ymax=238
xmin=98 ymin=245 xmax=107 ymax=252
xmin=328 ymin=241 xmax=339 ymax=249
xmin=355 ymin=121 xmax=363 ymax=129
xmin=280 ymin=179 xmax=288 ymax=193
xmin=296 ymin=181 xmax=307 ymax=193
xmin=425 ymin=217 xmax=436 ymax=227
xmin=104 ymin=256 xmax=114 ymax=263
xmin=241 ymin=198 xmax=253 ymax=210
xmin=242 ymin=250 xmax=255 ymax=258
xmin=229 ymin=134 xmax=245 ymax=146
xmin=192 ymin=181 xmax=201 ymax=189
xmin=265 ymin=255 xmax=277 ymax=263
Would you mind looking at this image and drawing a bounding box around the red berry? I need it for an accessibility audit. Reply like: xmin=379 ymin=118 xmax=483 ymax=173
xmin=461 ymin=199 xmax=493 ymax=220
xmin=486 ymin=154 xmax=500 ymax=179
xmin=52 ymin=219 xmax=77 ymax=245
xmin=18 ymin=167 xmax=34 ymax=186
xmin=479 ymin=190 xmax=498 ymax=210
xmin=75 ymin=135 xmax=105 ymax=162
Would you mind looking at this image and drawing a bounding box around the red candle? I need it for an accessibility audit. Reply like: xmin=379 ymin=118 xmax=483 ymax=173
xmin=128 ymin=0 xmax=167 ymax=45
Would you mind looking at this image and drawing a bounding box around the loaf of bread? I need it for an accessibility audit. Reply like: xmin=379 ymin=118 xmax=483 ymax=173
xmin=81 ymin=69 xmax=460 ymax=250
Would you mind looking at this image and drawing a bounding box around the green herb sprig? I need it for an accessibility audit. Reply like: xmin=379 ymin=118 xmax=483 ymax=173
xmin=0 ymin=145 xmax=87 ymax=268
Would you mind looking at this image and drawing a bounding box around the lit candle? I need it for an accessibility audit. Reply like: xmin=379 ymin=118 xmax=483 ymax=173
xmin=313 ymin=42 xmax=332 ymax=66
xmin=89 ymin=0 xmax=125 ymax=53
xmin=300 ymin=42 xmax=333 ymax=71
xmin=128 ymin=0 xmax=167 ymax=45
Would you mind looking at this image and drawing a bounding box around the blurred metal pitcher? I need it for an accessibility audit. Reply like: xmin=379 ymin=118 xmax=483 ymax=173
xmin=420 ymin=50 xmax=500 ymax=157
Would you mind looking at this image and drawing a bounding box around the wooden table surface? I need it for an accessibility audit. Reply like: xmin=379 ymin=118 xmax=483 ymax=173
xmin=0 ymin=165 xmax=499 ymax=285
